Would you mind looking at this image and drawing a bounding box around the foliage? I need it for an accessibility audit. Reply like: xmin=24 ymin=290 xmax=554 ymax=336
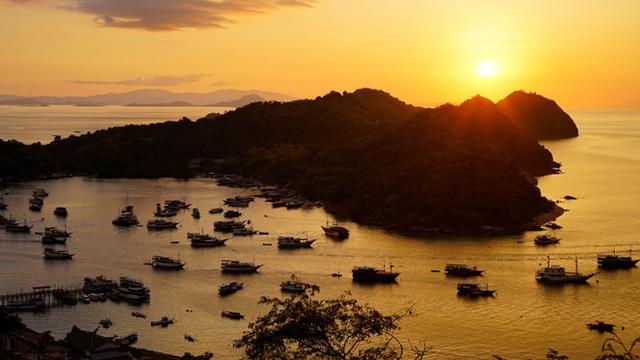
xmin=0 ymin=89 xmax=571 ymax=232
xmin=234 ymin=292 xmax=428 ymax=360
xmin=596 ymin=332 xmax=640 ymax=360
xmin=0 ymin=308 xmax=25 ymax=333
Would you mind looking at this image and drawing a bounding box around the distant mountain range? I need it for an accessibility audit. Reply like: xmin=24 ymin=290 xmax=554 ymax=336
xmin=0 ymin=89 xmax=294 ymax=107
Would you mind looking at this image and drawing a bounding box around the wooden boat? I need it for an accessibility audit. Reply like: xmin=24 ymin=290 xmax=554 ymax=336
xmin=150 ymin=316 xmax=175 ymax=327
xmin=352 ymin=264 xmax=399 ymax=282
xmin=43 ymin=248 xmax=74 ymax=260
xmin=445 ymin=264 xmax=484 ymax=277
xmin=221 ymin=311 xmax=244 ymax=319
xmin=322 ymin=223 xmax=349 ymax=239
xmin=456 ymin=282 xmax=495 ymax=297
xmin=587 ymin=321 xmax=615 ymax=332
xmin=218 ymin=282 xmax=243 ymax=296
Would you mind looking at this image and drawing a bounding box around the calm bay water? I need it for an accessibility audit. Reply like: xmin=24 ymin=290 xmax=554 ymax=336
xmin=1 ymin=109 xmax=640 ymax=359
xmin=0 ymin=105 xmax=232 ymax=144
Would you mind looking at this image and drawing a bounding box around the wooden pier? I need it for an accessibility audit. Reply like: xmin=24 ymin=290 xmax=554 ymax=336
xmin=0 ymin=284 xmax=84 ymax=308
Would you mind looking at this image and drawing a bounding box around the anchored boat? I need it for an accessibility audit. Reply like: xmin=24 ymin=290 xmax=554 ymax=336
xmin=536 ymin=256 xmax=595 ymax=283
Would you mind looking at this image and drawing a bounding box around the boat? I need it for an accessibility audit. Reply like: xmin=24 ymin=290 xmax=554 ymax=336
xmin=280 ymin=275 xmax=312 ymax=293
xmin=32 ymin=189 xmax=49 ymax=197
xmin=223 ymin=196 xmax=253 ymax=207
xmin=131 ymin=311 xmax=147 ymax=318
xmin=151 ymin=255 xmax=185 ymax=270
xmin=43 ymin=248 xmax=74 ymax=260
xmin=534 ymin=234 xmax=561 ymax=245
xmin=536 ymin=256 xmax=596 ymax=283
xmin=53 ymin=207 xmax=68 ymax=217
xmin=233 ymin=228 xmax=257 ymax=236
xmin=154 ymin=203 xmax=178 ymax=217
xmin=331 ymin=272 xmax=342 ymax=277
xmin=29 ymin=203 xmax=42 ymax=212
xmin=352 ymin=264 xmax=399 ymax=282
xmin=445 ymin=264 xmax=484 ymax=277
xmin=5 ymin=222 xmax=32 ymax=233
xmin=220 ymin=259 xmax=262 ymax=273
xmin=112 ymin=205 xmax=139 ymax=227
xmin=184 ymin=335 xmax=196 ymax=343
xmin=113 ymin=276 xmax=151 ymax=303
xmin=218 ymin=281 xmax=244 ymax=295
xmin=209 ymin=208 xmax=224 ymax=214
xmin=116 ymin=333 xmax=138 ymax=346
xmin=192 ymin=208 xmax=201 ymax=219
xmin=277 ymin=236 xmax=315 ymax=249
xmin=544 ymin=222 xmax=563 ymax=230
xmin=99 ymin=319 xmax=113 ymax=328
xmin=83 ymin=276 xmax=117 ymax=293
xmin=224 ymin=210 xmax=242 ymax=218
xmin=44 ymin=227 xmax=71 ymax=238
xmin=3 ymin=297 xmax=45 ymax=312
xmin=456 ymin=282 xmax=496 ymax=297
xmin=587 ymin=321 xmax=615 ymax=332
xmin=597 ymin=249 xmax=639 ymax=269
xmin=150 ymin=316 xmax=175 ymax=327
xmin=190 ymin=234 xmax=228 ymax=247
xmin=164 ymin=199 xmax=191 ymax=210
xmin=80 ymin=294 xmax=91 ymax=303
xmin=29 ymin=197 xmax=43 ymax=205
xmin=214 ymin=220 xmax=246 ymax=233
xmin=322 ymin=223 xmax=349 ymax=239
xmin=41 ymin=235 xmax=66 ymax=245
xmin=221 ymin=311 xmax=244 ymax=319
xmin=147 ymin=219 xmax=178 ymax=230
xmin=285 ymin=200 xmax=304 ymax=209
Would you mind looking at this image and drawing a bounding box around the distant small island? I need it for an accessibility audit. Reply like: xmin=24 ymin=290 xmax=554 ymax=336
xmin=125 ymin=101 xmax=195 ymax=107
xmin=0 ymin=88 xmax=578 ymax=233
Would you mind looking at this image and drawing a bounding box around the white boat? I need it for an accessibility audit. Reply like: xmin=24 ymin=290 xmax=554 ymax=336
xmin=152 ymin=255 xmax=185 ymax=270
xmin=277 ymin=236 xmax=315 ymax=249
xmin=280 ymin=275 xmax=311 ymax=293
xmin=534 ymin=234 xmax=560 ymax=245
xmin=536 ymin=256 xmax=595 ymax=283
xmin=80 ymin=294 xmax=91 ymax=303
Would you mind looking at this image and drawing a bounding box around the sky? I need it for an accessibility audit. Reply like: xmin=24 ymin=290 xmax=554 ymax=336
xmin=1 ymin=0 xmax=639 ymax=108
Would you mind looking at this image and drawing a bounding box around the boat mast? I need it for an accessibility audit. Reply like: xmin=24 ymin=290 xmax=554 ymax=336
xmin=575 ymin=254 xmax=579 ymax=273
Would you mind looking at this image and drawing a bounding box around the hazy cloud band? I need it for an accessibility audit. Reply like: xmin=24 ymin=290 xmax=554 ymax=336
xmin=5 ymin=0 xmax=316 ymax=31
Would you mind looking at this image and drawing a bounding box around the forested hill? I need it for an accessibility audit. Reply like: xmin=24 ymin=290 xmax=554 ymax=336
xmin=0 ymin=88 xmax=577 ymax=232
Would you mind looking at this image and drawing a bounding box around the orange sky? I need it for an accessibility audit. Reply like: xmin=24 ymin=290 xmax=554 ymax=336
xmin=1 ymin=0 xmax=639 ymax=108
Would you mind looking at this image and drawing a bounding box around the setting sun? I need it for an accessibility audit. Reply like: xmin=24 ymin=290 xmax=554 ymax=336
xmin=477 ymin=60 xmax=498 ymax=77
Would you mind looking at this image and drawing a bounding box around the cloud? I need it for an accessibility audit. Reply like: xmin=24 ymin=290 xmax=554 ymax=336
xmin=5 ymin=0 xmax=316 ymax=31
xmin=69 ymin=74 xmax=206 ymax=86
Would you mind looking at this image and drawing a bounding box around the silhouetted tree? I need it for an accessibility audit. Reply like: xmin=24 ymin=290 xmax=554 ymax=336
xmin=234 ymin=292 xmax=428 ymax=359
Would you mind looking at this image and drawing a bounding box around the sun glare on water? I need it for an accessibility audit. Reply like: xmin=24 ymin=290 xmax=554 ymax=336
xmin=477 ymin=60 xmax=498 ymax=77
